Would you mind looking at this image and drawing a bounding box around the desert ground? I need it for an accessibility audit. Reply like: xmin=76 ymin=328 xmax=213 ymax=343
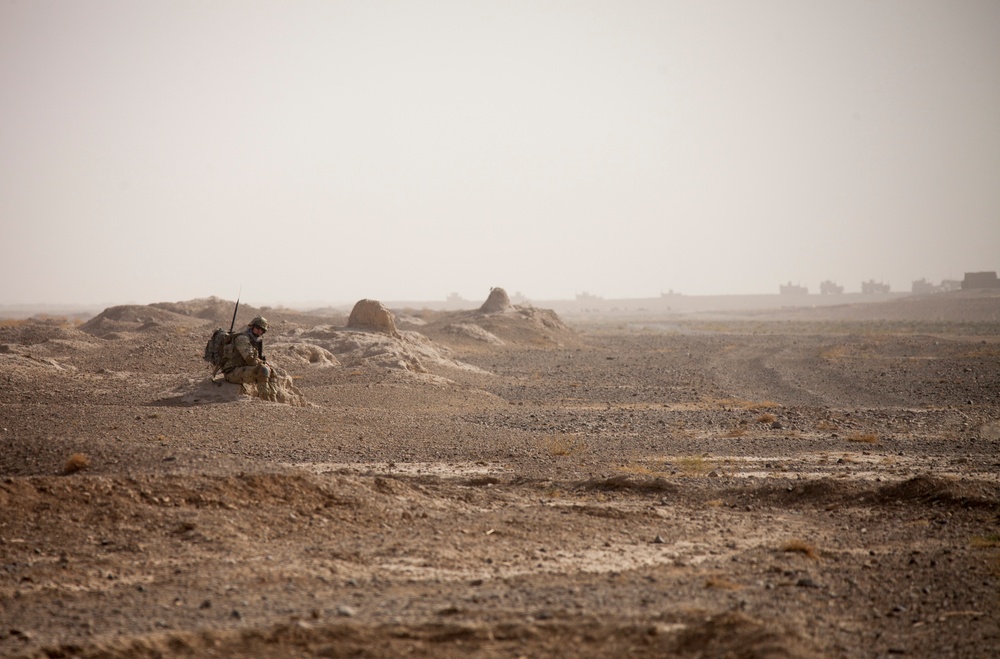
xmin=1 ymin=291 xmax=998 ymax=658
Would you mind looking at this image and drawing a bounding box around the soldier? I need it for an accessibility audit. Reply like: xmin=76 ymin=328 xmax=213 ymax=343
xmin=223 ymin=315 xmax=273 ymax=385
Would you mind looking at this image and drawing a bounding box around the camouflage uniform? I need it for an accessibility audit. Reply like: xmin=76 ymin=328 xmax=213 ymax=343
xmin=223 ymin=318 xmax=272 ymax=385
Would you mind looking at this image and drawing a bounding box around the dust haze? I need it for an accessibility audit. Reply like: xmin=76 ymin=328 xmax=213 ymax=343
xmin=2 ymin=1 xmax=999 ymax=307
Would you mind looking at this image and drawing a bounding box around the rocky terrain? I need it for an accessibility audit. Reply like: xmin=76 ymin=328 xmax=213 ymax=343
xmin=1 ymin=290 xmax=998 ymax=658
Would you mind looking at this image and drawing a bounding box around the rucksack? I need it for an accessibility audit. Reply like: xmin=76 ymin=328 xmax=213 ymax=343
xmin=203 ymin=328 xmax=235 ymax=374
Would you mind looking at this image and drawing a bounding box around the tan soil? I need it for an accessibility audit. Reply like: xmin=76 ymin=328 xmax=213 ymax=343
xmin=1 ymin=293 xmax=999 ymax=658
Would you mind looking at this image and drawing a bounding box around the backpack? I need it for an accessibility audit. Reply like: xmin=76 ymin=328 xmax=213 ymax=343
xmin=203 ymin=328 xmax=235 ymax=374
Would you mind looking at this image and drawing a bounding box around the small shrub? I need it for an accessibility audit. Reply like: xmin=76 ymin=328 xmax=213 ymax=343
xmin=64 ymin=453 xmax=91 ymax=475
xmin=545 ymin=435 xmax=581 ymax=457
xmin=677 ymin=455 xmax=712 ymax=476
xmin=781 ymin=539 xmax=819 ymax=560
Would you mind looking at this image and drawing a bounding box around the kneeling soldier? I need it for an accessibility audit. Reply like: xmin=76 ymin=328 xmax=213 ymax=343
xmin=223 ymin=315 xmax=272 ymax=384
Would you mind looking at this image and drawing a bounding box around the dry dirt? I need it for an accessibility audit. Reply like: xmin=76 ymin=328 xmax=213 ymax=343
xmin=1 ymin=293 xmax=999 ymax=658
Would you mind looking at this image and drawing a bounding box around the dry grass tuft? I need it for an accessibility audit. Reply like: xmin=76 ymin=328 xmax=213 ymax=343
xmin=971 ymin=534 xmax=1000 ymax=549
xmin=677 ymin=455 xmax=712 ymax=476
xmin=781 ymin=539 xmax=819 ymax=560
xmin=545 ymin=435 xmax=582 ymax=457
xmin=846 ymin=433 xmax=879 ymax=444
xmin=616 ymin=463 xmax=654 ymax=476
xmin=64 ymin=453 xmax=91 ymax=475
xmin=819 ymin=345 xmax=850 ymax=361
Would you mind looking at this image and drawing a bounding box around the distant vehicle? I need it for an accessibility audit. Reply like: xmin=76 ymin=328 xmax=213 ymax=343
xmin=861 ymin=279 xmax=891 ymax=294
xmin=779 ymin=281 xmax=808 ymax=295
xmin=819 ymin=280 xmax=843 ymax=294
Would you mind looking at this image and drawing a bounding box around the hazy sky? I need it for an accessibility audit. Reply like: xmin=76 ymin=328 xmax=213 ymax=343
xmin=2 ymin=1 xmax=999 ymax=307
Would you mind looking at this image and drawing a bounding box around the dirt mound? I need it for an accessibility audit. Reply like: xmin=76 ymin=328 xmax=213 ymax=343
xmin=294 ymin=325 xmax=487 ymax=380
xmin=268 ymin=341 xmax=340 ymax=368
xmin=575 ymin=475 xmax=678 ymax=494
xmin=348 ymin=299 xmax=401 ymax=338
xmin=79 ymin=305 xmax=207 ymax=338
xmin=870 ymin=475 xmax=1000 ymax=508
xmin=421 ymin=305 xmax=576 ymax=348
xmin=24 ymin=612 xmax=820 ymax=659
xmin=159 ymin=374 xmax=308 ymax=407
xmin=740 ymin=478 xmax=865 ymax=507
xmin=672 ymin=611 xmax=821 ymax=658
xmin=0 ymin=326 xmax=101 ymax=385
xmin=151 ymin=297 xmax=246 ymax=322
xmin=443 ymin=322 xmax=505 ymax=345
xmin=0 ymin=324 xmax=94 ymax=346
xmin=479 ymin=287 xmax=513 ymax=313
xmin=154 ymin=298 xmax=347 ymax=331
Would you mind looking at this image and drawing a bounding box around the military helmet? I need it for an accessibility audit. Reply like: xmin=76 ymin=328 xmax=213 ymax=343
xmin=249 ymin=315 xmax=269 ymax=332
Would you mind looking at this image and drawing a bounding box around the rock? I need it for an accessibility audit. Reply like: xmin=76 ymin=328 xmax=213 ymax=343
xmin=479 ymin=287 xmax=513 ymax=313
xmin=347 ymin=299 xmax=401 ymax=338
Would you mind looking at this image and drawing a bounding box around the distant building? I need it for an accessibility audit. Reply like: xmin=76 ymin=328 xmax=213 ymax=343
xmin=779 ymin=281 xmax=808 ymax=295
xmin=939 ymin=279 xmax=962 ymax=292
xmin=861 ymin=279 xmax=891 ymax=294
xmin=961 ymin=271 xmax=1000 ymax=289
xmin=819 ymin=280 xmax=843 ymax=294
xmin=912 ymin=278 xmax=964 ymax=294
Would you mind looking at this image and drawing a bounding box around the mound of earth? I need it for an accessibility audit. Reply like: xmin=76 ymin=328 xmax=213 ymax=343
xmin=479 ymin=287 xmax=513 ymax=314
xmin=79 ymin=304 xmax=208 ymax=338
xmin=0 ymin=324 xmax=96 ymax=347
xmin=293 ymin=324 xmax=486 ymax=382
xmin=165 ymin=373 xmax=308 ymax=407
xmin=153 ymin=298 xmax=348 ymax=331
xmin=417 ymin=305 xmax=576 ymax=349
xmin=347 ymin=299 xmax=401 ymax=338
xmin=870 ymin=475 xmax=1000 ymax=508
